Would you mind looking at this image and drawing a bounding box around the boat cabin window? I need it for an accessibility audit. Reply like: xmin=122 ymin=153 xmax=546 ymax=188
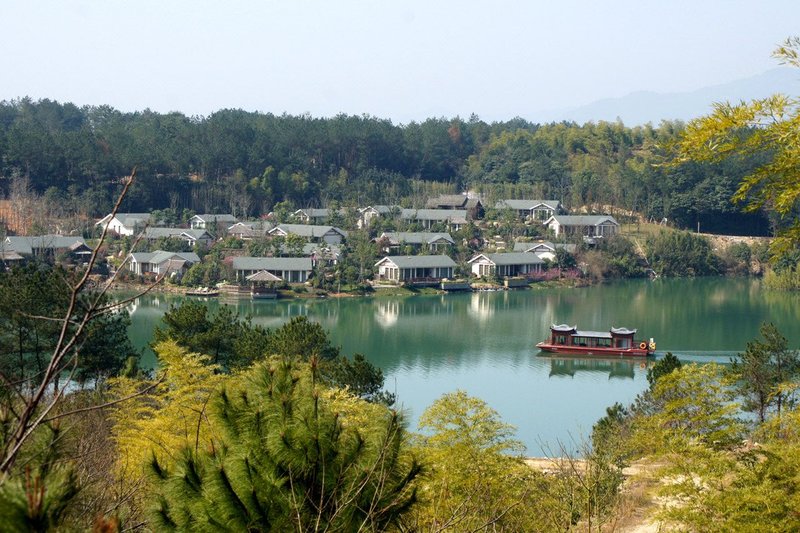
xmin=596 ymin=338 xmax=611 ymax=348
xmin=554 ymin=334 xmax=567 ymax=345
xmin=573 ymin=336 xmax=590 ymax=347
xmin=615 ymin=338 xmax=631 ymax=348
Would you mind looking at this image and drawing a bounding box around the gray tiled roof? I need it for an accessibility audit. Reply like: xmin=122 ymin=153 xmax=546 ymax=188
xmin=400 ymin=209 xmax=467 ymax=222
xmin=115 ymin=213 xmax=151 ymax=225
xmin=246 ymin=270 xmax=283 ymax=282
xmin=232 ymin=256 xmax=313 ymax=272
xmin=360 ymin=205 xmax=397 ymax=215
xmin=129 ymin=251 xmax=200 ymax=264
xmin=549 ymin=215 xmax=619 ymax=226
xmin=226 ymin=221 xmax=274 ymax=237
xmin=129 ymin=252 xmax=155 ymax=263
xmin=5 ymin=235 xmax=88 ymax=255
xmin=270 ymin=224 xmax=347 ymax=238
xmin=481 ymin=252 xmax=544 ymax=266
xmin=150 ymin=251 xmax=201 ymax=264
xmin=379 ymin=232 xmax=454 ymax=245
xmin=142 ymin=228 xmax=211 ymax=240
xmin=513 ymin=241 xmax=577 ymax=253
xmin=192 ymin=214 xmax=237 ymax=223
xmin=294 ymin=208 xmax=331 ymax=217
xmin=129 ymin=251 xmax=199 ymax=274
xmin=376 ymin=255 xmax=456 ymax=269
xmin=513 ymin=241 xmax=555 ymax=252
xmin=495 ymin=199 xmax=561 ymax=211
xmin=142 ymin=228 xmax=181 ymax=239
xmin=6 ymin=236 xmax=36 ymax=255
xmin=426 ymin=194 xmax=469 ymax=208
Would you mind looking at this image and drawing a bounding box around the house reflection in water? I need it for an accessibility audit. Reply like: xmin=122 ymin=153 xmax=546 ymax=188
xmin=375 ymin=299 xmax=400 ymax=328
xmin=468 ymin=292 xmax=495 ymax=321
xmin=547 ymin=356 xmax=641 ymax=380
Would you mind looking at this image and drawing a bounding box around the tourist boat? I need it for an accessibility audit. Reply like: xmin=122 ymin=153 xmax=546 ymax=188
xmin=536 ymin=324 xmax=655 ymax=357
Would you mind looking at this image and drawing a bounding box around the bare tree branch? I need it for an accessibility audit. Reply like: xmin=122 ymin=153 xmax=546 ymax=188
xmin=0 ymin=169 xmax=164 ymax=476
xmin=42 ymin=378 xmax=165 ymax=423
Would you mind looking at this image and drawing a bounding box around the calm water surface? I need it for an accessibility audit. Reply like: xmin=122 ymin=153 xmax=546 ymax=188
xmin=125 ymin=278 xmax=800 ymax=455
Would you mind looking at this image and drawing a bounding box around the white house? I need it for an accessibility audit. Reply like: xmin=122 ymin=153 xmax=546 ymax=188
xmin=374 ymin=255 xmax=456 ymax=284
xmin=425 ymin=194 xmax=483 ymax=214
xmin=358 ymin=205 xmax=397 ymax=228
xmin=127 ymin=250 xmax=201 ymax=276
xmin=95 ymin=213 xmax=152 ymax=236
xmin=495 ymin=200 xmax=563 ymax=221
xmin=543 ymin=215 xmax=619 ymax=238
xmin=142 ymin=227 xmax=214 ymax=247
xmin=377 ymin=232 xmax=455 ymax=254
xmin=3 ymin=235 xmax=92 ymax=262
xmin=291 ymin=208 xmax=342 ymax=225
xmin=226 ymin=221 xmax=273 ymax=240
xmin=400 ymin=209 xmax=467 ymax=231
xmin=189 ymin=214 xmax=237 ymax=230
xmin=232 ymin=256 xmax=313 ymax=283
xmin=468 ymin=252 xmax=544 ymax=278
xmin=512 ymin=241 xmax=577 ymax=261
xmin=278 ymin=243 xmax=341 ymax=267
xmin=268 ymin=224 xmax=347 ymax=245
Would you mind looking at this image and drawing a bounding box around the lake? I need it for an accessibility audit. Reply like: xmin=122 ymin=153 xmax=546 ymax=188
xmin=125 ymin=277 xmax=800 ymax=455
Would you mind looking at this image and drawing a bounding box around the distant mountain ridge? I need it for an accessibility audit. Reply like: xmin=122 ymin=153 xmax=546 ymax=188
xmin=536 ymin=67 xmax=798 ymax=126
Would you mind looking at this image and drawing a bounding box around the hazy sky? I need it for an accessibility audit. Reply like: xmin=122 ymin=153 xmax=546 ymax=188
xmin=2 ymin=0 xmax=798 ymax=123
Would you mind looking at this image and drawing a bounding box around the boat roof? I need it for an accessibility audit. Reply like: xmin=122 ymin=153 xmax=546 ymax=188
xmin=550 ymin=324 xmax=637 ymax=336
xmin=575 ymin=330 xmax=613 ymax=339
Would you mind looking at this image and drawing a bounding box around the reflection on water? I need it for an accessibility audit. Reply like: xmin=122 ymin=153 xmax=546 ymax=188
xmin=122 ymin=278 xmax=800 ymax=455
xmin=546 ymin=356 xmax=642 ymax=380
xmin=375 ymin=299 xmax=400 ymax=328
xmin=469 ymin=292 xmax=496 ymax=321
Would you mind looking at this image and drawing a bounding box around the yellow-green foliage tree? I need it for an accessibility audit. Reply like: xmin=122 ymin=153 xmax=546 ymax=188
xmin=110 ymin=340 xmax=224 ymax=495
xmin=409 ymin=390 xmax=559 ymax=532
xmin=612 ymin=361 xmax=800 ymax=531
xmin=632 ymin=363 xmax=744 ymax=453
xmin=673 ymin=37 xmax=800 ymax=258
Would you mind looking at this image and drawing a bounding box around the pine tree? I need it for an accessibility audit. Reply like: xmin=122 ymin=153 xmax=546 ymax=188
xmin=0 ymin=424 xmax=79 ymax=532
xmin=148 ymin=359 xmax=419 ymax=532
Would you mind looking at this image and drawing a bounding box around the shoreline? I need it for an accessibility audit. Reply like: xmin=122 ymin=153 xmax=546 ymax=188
xmin=105 ymin=273 xmax=756 ymax=301
xmin=106 ymin=277 xmax=586 ymax=300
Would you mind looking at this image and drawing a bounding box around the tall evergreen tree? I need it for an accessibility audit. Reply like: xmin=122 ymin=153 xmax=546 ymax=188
xmin=727 ymin=322 xmax=800 ymax=422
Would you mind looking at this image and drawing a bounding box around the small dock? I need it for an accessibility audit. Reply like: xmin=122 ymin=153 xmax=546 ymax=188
xmin=441 ymin=280 xmax=472 ymax=291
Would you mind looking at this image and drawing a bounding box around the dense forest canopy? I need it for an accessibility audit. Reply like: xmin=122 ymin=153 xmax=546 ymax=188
xmin=0 ymin=98 xmax=770 ymax=235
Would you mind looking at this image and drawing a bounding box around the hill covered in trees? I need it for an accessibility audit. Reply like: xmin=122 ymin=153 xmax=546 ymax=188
xmin=0 ymin=98 xmax=771 ymax=235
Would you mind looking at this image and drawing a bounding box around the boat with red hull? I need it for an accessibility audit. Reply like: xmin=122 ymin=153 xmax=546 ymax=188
xmin=537 ymin=324 xmax=655 ymax=357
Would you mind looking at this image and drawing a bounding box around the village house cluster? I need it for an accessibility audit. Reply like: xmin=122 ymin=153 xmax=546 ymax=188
xmin=1 ymin=195 xmax=621 ymax=292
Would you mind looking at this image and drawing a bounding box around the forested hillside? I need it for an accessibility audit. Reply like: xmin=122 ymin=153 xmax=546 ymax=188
xmin=0 ymin=98 xmax=770 ymax=235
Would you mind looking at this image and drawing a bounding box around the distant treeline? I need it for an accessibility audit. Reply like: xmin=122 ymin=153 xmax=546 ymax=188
xmin=0 ymin=98 xmax=771 ymax=235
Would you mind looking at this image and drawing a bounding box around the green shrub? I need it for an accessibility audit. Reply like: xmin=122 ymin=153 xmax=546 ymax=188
xmin=646 ymin=230 xmax=719 ymax=277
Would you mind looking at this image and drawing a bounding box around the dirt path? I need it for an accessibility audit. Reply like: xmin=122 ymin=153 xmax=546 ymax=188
xmin=525 ymin=457 xmax=666 ymax=532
